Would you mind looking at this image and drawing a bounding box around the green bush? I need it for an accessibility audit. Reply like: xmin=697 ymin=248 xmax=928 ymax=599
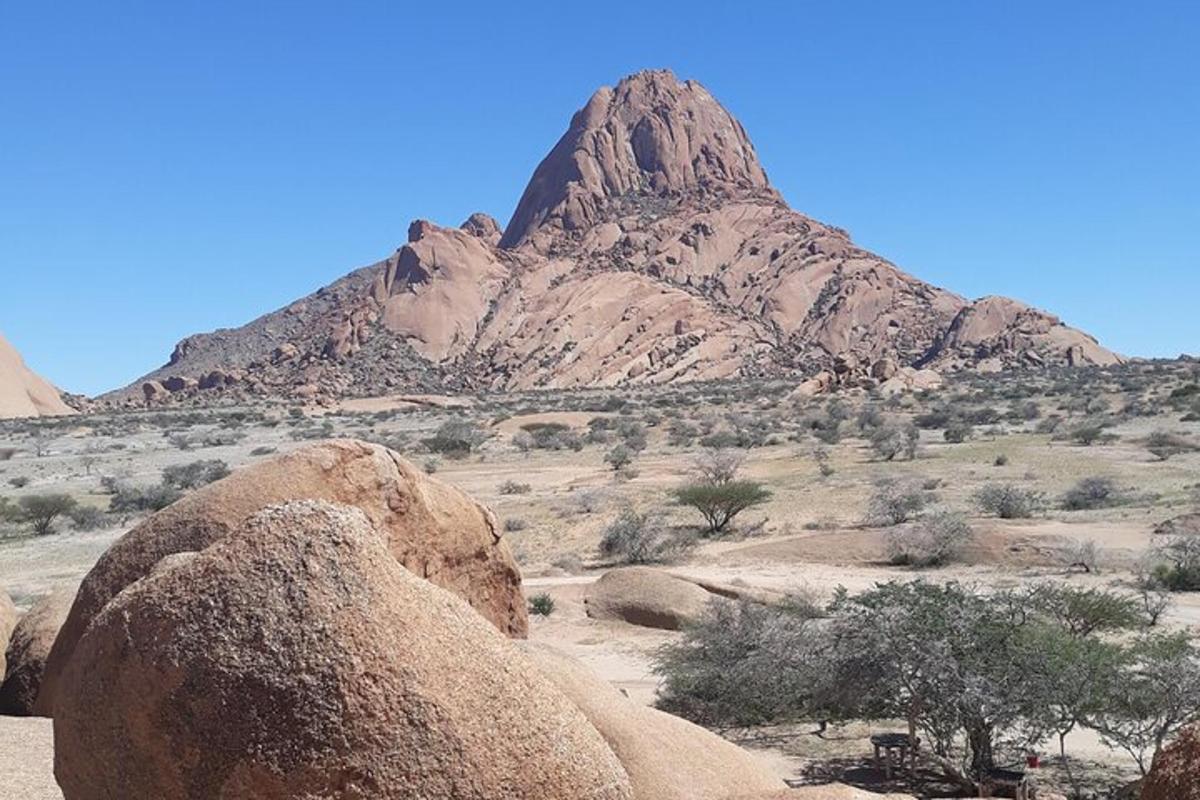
xmin=1061 ymin=477 xmax=1123 ymax=511
xmin=109 ymin=483 xmax=183 ymax=514
xmin=528 ymin=593 xmax=556 ymax=617
xmin=161 ymin=459 xmax=230 ymax=490
xmin=672 ymin=480 xmax=771 ymax=534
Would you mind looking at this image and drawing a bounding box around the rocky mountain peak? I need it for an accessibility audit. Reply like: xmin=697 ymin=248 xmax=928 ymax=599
xmin=499 ymin=69 xmax=777 ymax=249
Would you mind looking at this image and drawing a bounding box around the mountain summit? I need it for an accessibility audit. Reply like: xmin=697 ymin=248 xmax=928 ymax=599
xmin=111 ymin=69 xmax=1119 ymax=405
xmin=501 ymin=70 xmax=777 ymax=248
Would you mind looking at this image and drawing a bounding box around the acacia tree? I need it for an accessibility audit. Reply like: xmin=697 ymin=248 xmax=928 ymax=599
xmin=1088 ymin=632 xmax=1200 ymax=775
xmin=672 ymin=480 xmax=771 ymax=534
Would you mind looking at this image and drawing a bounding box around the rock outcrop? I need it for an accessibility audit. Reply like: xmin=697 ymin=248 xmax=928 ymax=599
xmin=36 ymin=440 xmax=526 ymax=717
xmin=1140 ymin=725 xmax=1200 ymax=800
xmin=107 ymin=69 xmax=1118 ymax=406
xmin=521 ymin=642 xmax=784 ymax=800
xmin=0 ymin=333 xmax=75 ymax=419
xmin=584 ymin=567 xmax=727 ymax=631
xmin=0 ymin=590 xmax=18 ymax=683
xmin=53 ymin=502 xmax=632 ymax=800
xmin=0 ymin=588 xmax=73 ymax=716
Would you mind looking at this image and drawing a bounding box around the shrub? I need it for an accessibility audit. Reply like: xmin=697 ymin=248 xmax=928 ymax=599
xmin=249 ymin=446 xmax=277 ymax=456
xmin=598 ymin=509 xmax=693 ymax=563
xmin=1061 ymin=476 xmax=1123 ymax=511
xmin=67 ymin=505 xmax=109 ymax=532
xmin=8 ymin=476 xmax=30 ymax=488
xmin=1069 ymin=422 xmax=1116 ymax=447
xmin=109 ymin=483 xmax=184 ymax=514
xmin=864 ymin=481 xmax=927 ymax=527
xmin=520 ymin=422 xmax=583 ymax=452
xmin=604 ymin=444 xmax=633 ymax=472
xmin=869 ymin=423 xmax=919 ymax=461
xmin=885 ymin=512 xmax=974 ymax=567
xmin=528 ymin=593 xmax=556 ymax=617
xmin=1145 ymin=430 xmax=1200 ymax=461
xmin=943 ymin=421 xmax=974 ymax=443
xmin=498 ymin=480 xmax=532 ymax=495
xmin=503 ymin=517 xmax=528 ymax=533
xmin=1149 ymin=536 xmax=1200 ymax=591
xmin=974 ymin=483 xmax=1041 ymax=519
xmin=17 ymin=494 xmax=77 ymax=536
xmin=672 ymin=481 xmax=771 ymax=534
xmin=161 ymin=459 xmax=230 ymax=490
xmin=422 ymin=419 xmax=487 ymax=458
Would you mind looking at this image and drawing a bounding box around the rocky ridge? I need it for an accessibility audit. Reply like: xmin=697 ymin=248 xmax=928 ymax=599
xmin=108 ymin=70 xmax=1119 ymax=406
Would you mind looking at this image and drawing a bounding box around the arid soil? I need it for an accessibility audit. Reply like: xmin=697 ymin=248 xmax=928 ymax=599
xmin=1 ymin=361 xmax=1198 ymax=797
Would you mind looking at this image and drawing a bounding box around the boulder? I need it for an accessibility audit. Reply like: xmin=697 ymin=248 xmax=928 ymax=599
xmin=0 ymin=588 xmax=73 ymax=716
xmin=584 ymin=567 xmax=723 ymax=631
xmin=160 ymin=375 xmax=197 ymax=393
xmin=53 ymin=502 xmax=632 ymax=800
xmin=37 ymin=440 xmax=526 ymax=716
xmin=521 ymin=642 xmax=784 ymax=800
xmin=790 ymin=371 xmax=835 ymax=399
xmin=140 ymin=380 xmax=168 ymax=405
xmin=1141 ymin=725 xmax=1200 ymax=800
xmin=0 ymin=590 xmax=18 ymax=680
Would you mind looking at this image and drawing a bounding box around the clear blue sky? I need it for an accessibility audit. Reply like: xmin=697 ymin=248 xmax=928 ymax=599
xmin=2 ymin=1 xmax=1196 ymax=395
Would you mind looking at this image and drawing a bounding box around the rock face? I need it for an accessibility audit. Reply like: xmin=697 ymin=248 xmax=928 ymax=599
xmin=501 ymin=70 xmax=775 ymax=248
xmin=0 ymin=588 xmax=73 ymax=716
xmin=584 ymin=567 xmax=726 ymax=631
xmin=36 ymin=440 xmax=526 ymax=717
xmin=521 ymin=642 xmax=784 ymax=800
xmin=106 ymin=69 xmax=1118 ymax=406
xmin=53 ymin=502 xmax=632 ymax=800
xmin=0 ymin=590 xmax=18 ymax=682
xmin=0 ymin=333 xmax=75 ymax=419
xmin=1140 ymin=725 xmax=1200 ymax=800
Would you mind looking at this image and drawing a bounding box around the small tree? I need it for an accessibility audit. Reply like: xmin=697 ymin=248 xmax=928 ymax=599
xmin=672 ymin=481 xmax=771 ymax=534
xmin=1089 ymin=632 xmax=1200 ymax=775
xmin=18 ymin=494 xmax=78 ymax=536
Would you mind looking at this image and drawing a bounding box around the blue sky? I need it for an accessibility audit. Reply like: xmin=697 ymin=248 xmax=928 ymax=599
xmin=1 ymin=1 xmax=1196 ymax=395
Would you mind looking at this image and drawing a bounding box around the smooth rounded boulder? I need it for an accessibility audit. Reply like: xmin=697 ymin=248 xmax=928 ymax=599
xmin=37 ymin=439 xmax=526 ymax=716
xmin=521 ymin=641 xmax=784 ymax=800
xmin=54 ymin=501 xmax=631 ymax=800
xmin=584 ymin=567 xmax=725 ymax=630
xmin=0 ymin=587 xmax=73 ymax=716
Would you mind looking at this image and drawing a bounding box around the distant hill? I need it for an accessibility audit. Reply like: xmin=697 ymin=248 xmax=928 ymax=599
xmin=0 ymin=333 xmax=75 ymax=419
xmin=110 ymin=69 xmax=1118 ymax=406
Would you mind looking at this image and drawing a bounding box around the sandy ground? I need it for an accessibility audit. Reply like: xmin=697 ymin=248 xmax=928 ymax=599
xmin=0 ymin=717 xmax=58 ymax=799
xmin=1 ymin=378 xmax=1198 ymax=797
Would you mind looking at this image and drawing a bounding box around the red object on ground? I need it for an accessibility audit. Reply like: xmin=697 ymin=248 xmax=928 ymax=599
xmin=1026 ymin=754 xmax=1040 ymax=768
